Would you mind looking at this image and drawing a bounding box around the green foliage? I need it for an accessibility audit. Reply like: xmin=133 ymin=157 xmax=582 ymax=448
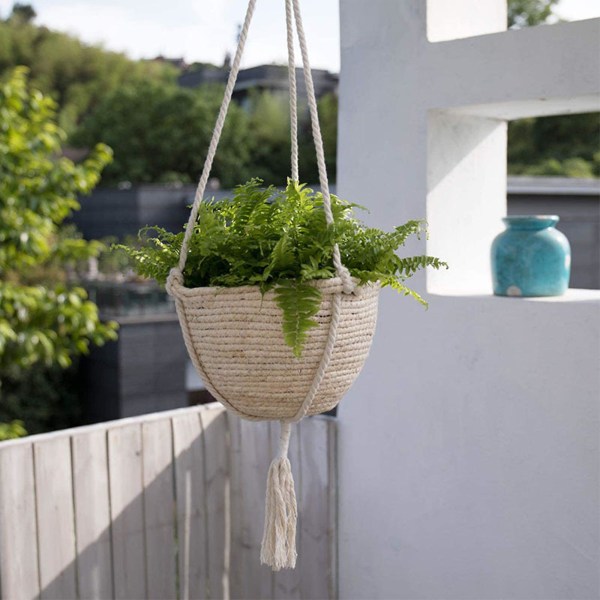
xmin=119 ymin=179 xmax=447 ymax=356
xmin=508 ymin=113 xmax=600 ymax=178
xmin=8 ymin=3 xmax=36 ymax=25
xmin=0 ymin=16 xmax=177 ymax=132
xmin=0 ymin=67 xmax=117 ymax=379
xmin=275 ymin=281 xmax=322 ymax=357
xmin=245 ymin=91 xmax=292 ymax=184
xmin=0 ymin=364 xmax=81 ymax=435
xmin=68 ymin=65 xmax=339 ymax=187
xmin=299 ymin=93 xmax=338 ymax=184
xmin=72 ymin=80 xmax=251 ymax=186
xmin=0 ymin=419 xmax=27 ymax=441
xmin=508 ymin=0 xmax=558 ymax=28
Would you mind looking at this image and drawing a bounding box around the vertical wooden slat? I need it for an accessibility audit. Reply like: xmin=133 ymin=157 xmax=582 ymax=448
xmin=229 ymin=416 xmax=274 ymax=600
xmin=172 ymin=410 xmax=207 ymax=600
xmin=142 ymin=419 xmax=177 ymax=600
xmin=0 ymin=443 xmax=40 ymax=600
xmin=108 ymin=424 xmax=146 ymax=599
xmin=228 ymin=415 xmax=244 ymax=600
xmin=34 ymin=436 xmax=77 ymax=599
xmin=72 ymin=429 xmax=113 ymax=599
xmin=327 ymin=419 xmax=338 ymax=600
xmin=298 ymin=417 xmax=335 ymax=599
xmin=271 ymin=421 xmax=302 ymax=599
xmin=200 ymin=407 xmax=229 ymax=600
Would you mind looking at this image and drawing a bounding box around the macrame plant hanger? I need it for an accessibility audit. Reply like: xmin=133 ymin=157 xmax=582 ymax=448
xmin=166 ymin=0 xmax=357 ymax=571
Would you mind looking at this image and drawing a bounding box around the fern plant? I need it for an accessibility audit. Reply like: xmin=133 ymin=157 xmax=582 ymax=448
xmin=118 ymin=179 xmax=447 ymax=356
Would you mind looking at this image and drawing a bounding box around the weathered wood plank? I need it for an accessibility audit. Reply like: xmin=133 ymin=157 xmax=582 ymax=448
xmin=72 ymin=429 xmax=113 ymax=599
xmin=228 ymin=415 xmax=244 ymax=600
xmin=200 ymin=407 xmax=229 ymax=600
xmin=34 ymin=436 xmax=77 ymax=599
xmin=229 ymin=415 xmax=274 ymax=600
xmin=142 ymin=419 xmax=177 ymax=599
xmin=0 ymin=443 xmax=40 ymax=600
xmin=327 ymin=419 xmax=338 ymax=600
xmin=108 ymin=423 xmax=146 ymax=599
xmin=298 ymin=417 xmax=335 ymax=600
xmin=172 ymin=411 xmax=208 ymax=599
xmin=271 ymin=421 xmax=302 ymax=599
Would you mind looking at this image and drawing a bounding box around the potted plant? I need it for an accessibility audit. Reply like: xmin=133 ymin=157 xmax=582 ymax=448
xmin=119 ymin=178 xmax=446 ymax=414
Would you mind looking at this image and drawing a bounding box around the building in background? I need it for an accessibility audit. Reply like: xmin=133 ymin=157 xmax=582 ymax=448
xmin=178 ymin=63 xmax=338 ymax=106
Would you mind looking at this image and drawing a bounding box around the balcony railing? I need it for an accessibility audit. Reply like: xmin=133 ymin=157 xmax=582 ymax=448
xmin=0 ymin=404 xmax=337 ymax=600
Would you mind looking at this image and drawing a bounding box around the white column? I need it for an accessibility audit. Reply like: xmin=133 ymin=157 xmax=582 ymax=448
xmin=337 ymin=0 xmax=600 ymax=597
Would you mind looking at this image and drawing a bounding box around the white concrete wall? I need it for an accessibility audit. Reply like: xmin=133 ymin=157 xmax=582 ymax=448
xmin=337 ymin=1 xmax=600 ymax=598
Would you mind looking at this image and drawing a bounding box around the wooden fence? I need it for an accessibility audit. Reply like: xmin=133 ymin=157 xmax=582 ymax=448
xmin=0 ymin=404 xmax=337 ymax=600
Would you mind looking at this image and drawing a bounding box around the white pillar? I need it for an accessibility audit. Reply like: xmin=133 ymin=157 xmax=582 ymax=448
xmin=337 ymin=0 xmax=600 ymax=597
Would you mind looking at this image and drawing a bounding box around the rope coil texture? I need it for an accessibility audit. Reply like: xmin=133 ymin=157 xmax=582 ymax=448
xmin=167 ymin=274 xmax=379 ymax=422
xmin=165 ymin=0 xmax=381 ymax=570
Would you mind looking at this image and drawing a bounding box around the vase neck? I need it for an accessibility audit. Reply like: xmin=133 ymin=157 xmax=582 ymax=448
xmin=503 ymin=215 xmax=559 ymax=231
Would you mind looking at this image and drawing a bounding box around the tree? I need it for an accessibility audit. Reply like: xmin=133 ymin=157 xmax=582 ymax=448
xmin=0 ymin=68 xmax=117 ymax=433
xmin=508 ymin=0 xmax=559 ymax=28
xmin=0 ymin=17 xmax=178 ymax=133
xmin=0 ymin=419 xmax=26 ymax=441
xmin=8 ymin=3 xmax=36 ymax=24
xmin=72 ymin=80 xmax=251 ymax=187
xmin=298 ymin=92 xmax=338 ymax=184
xmin=509 ymin=113 xmax=600 ymax=177
xmin=246 ymin=91 xmax=292 ymax=184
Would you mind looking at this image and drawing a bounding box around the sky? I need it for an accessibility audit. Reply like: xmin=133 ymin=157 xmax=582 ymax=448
xmin=0 ymin=0 xmax=598 ymax=73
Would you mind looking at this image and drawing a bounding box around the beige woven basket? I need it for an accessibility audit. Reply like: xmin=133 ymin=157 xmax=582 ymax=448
xmin=168 ymin=275 xmax=380 ymax=421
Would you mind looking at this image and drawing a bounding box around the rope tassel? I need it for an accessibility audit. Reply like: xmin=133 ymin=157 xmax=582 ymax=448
xmin=260 ymin=421 xmax=298 ymax=570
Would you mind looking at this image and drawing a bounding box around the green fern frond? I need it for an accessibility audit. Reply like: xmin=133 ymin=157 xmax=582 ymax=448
xmin=231 ymin=179 xmax=274 ymax=232
xmin=381 ymin=277 xmax=428 ymax=308
xmin=394 ymin=255 xmax=449 ymax=279
xmin=391 ymin=220 xmax=427 ymax=245
xmin=274 ymin=281 xmax=322 ymax=357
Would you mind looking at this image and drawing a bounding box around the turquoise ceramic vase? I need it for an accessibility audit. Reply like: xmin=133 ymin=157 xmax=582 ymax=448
xmin=491 ymin=215 xmax=571 ymax=297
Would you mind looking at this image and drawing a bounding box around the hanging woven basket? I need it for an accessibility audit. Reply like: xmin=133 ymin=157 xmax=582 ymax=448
xmin=167 ymin=274 xmax=379 ymax=421
xmin=166 ymin=0 xmax=381 ymax=571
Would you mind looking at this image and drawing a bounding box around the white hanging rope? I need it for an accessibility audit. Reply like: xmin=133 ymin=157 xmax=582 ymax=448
xmin=176 ymin=0 xmax=258 ymax=272
xmin=290 ymin=0 xmax=354 ymax=294
xmin=285 ymin=0 xmax=299 ymax=182
xmin=291 ymin=292 xmax=343 ymax=422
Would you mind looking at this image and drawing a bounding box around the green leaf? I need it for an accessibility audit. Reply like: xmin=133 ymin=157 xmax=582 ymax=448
xmin=0 ymin=69 xmax=116 ymax=373
xmin=274 ymin=281 xmax=322 ymax=357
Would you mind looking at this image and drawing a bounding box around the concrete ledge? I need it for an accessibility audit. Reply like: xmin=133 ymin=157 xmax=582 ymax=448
xmin=432 ymin=288 xmax=600 ymax=303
